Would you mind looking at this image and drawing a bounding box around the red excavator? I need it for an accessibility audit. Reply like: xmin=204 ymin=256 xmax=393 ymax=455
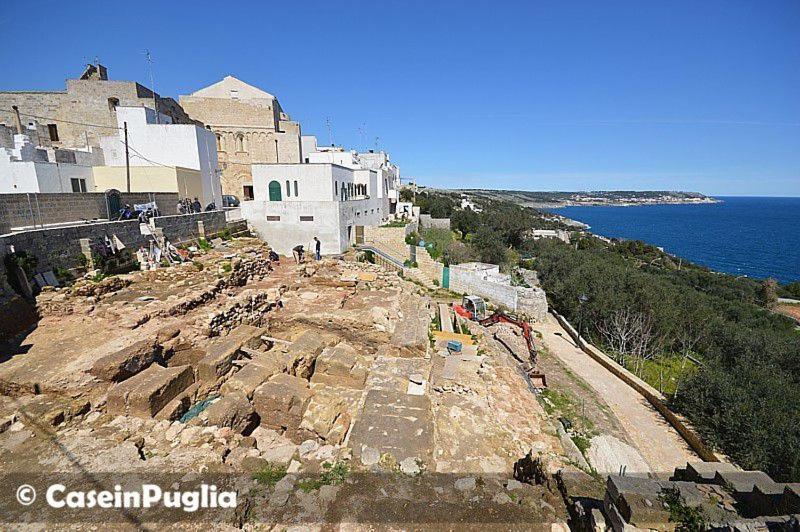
xmin=453 ymin=295 xmax=547 ymax=388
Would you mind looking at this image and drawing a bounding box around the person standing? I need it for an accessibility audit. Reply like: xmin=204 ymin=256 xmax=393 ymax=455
xmin=177 ymin=201 xmax=185 ymax=215
xmin=314 ymin=236 xmax=321 ymax=260
xmin=192 ymin=197 xmax=202 ymax=213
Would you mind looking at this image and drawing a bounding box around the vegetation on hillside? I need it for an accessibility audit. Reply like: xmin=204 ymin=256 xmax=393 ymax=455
xmin=406 ymin=187 xmax=800 ymax=481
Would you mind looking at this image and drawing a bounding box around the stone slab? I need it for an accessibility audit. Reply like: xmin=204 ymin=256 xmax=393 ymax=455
xmin=438 ymin=303 xmax=454 ymax=333
xmin=285 ymin=330 xmax=339 ymax=379
xmin=349 ymin=389 xmax=433 ymax=463
xmin=107 ymin=364 xmax=194 ymax=418
xmin=90 ymin=339 xmax=161 ymax=382
xmin=310 ymin=343 xmax=369 ymax=389
xmin=252 ymin=373 xmax=312 ymax=435
xmin=196 ymin=325 xmax=265 ymax=382
xmin=221 ymin=358 xmax=283 ymax=399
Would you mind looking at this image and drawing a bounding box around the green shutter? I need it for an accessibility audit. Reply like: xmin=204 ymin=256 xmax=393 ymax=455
xmin=268 ymin=181 xmax=282 ymax=201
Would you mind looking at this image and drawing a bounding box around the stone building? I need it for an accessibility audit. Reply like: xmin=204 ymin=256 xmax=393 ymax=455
xmin=0 ymin=64 xmax=197 ymax=150
xmin=179 ymin=76 xmax=302 ymax=200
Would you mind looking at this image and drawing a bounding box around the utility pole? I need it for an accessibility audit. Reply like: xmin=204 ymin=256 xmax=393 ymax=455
xmin=144 ymin=50 xmax=159 ymax=124
xmin=124 ymin=121 xmax=131 ymax=193
xmin=11 ymin=105 xmax=23 ymax=134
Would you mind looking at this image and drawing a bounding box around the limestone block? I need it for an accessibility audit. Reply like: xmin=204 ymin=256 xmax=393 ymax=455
xmin=154 ymin=382 xmax=200 ymax=421
xmin=220 ymin=357 xmax=283 ymax=399
xmin=196 ymin=325 xmax=265 ymax=382
xmin=201 ymin=392 xmax=259 ymax=434
xmin=252 ymin=373 xmax=312 ymax=434
xmin=107 ymin=365 xmax=194 ymax=418
xmin=90 ymin=339 xmax=161 ymax=382
xmin=310 ymin=343 xmax=369 ymax=389
xmin=300 ymin=396 xmax=349 ymax=442
xmin=285 ymin=330 xmax=339 ymax=379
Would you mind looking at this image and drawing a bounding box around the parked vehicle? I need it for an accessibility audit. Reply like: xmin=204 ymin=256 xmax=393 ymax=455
xmin=222 ymin=195 xmax=240 ymax=208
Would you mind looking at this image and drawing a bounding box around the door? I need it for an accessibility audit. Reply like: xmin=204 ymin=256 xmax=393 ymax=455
xmin=105 ymin=189 xmax=121 ymax=219
xmin=355 ymin=225 xmax=364 ymax=245
xmin=268 ymin=181 xmax=282 ymax=201
xmin=442 ymin=266 xmax=450 ymax=289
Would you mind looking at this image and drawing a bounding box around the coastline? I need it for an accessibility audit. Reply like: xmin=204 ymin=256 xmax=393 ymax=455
xmin=547 ymin=197 xmax=800 ymax=284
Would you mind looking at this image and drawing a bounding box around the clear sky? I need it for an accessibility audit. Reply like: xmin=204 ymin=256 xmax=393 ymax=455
xmin=2 ymin=0 xmax=799 ymax=196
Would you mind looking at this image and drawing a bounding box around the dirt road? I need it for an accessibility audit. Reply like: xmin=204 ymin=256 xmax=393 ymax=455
xmin=533 ymin=315 xmax=697 ymax=475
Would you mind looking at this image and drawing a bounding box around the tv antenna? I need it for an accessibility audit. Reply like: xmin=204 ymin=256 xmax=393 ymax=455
xmin=144 ymin=49 xmax=159 ymax=123
xmin=358 ymin=123 xmax=366 ymax=150
xmin=325 ymin=116 xmax=334 ymax=146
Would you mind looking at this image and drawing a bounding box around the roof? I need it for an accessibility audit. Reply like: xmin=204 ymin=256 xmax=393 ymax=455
xmin=188 ymin=76 xmax=275 ymax=100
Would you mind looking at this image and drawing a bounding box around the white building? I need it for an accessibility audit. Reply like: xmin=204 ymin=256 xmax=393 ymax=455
xmin=0 ymin=124 xmax=101 ymax=194
xmin=242 ymin=136 xmax=400 ymax=256
xmin=99 ymin=106 xmax=222 ymax=207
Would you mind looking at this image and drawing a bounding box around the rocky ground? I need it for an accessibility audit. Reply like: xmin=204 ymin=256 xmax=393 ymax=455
xmin=0 ymin=237 xmax=582 ymax=530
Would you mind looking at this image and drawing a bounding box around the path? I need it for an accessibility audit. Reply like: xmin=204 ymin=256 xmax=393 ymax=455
xmin=533 ymin=314 xmax=696 ymax=475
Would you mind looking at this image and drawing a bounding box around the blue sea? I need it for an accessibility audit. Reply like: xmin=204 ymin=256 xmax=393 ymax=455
xmin=550 ymin=196 xmax=800 ymax=284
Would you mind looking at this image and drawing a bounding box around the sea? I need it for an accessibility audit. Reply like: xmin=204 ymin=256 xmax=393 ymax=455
xmin=550 ymin=196 xmax=800 ymax=285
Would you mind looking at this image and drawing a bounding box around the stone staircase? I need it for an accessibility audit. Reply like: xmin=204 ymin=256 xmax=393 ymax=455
xmin=363 ymin=227 xmax=441 ymax=290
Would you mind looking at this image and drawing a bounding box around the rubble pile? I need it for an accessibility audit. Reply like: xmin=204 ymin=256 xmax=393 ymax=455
xmin=1 ymin=240 xmax=578 ymax=527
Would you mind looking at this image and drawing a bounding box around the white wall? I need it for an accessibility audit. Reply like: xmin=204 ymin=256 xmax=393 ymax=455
xmin=242 ymin=200 xmax=344 ymax=256
xmin=0 ymin=159 xmax=94 ymax=193
xmin=100 ymin=107 xmax=222 ymax=206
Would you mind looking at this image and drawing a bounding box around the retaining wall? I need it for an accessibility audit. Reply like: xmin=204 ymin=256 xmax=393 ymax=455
xmin=1 ymin=210 xmax=227 ymax=275
xmin=0 ymin=191 xmax=179 ymax=233
xmin=448 ymin=262 xmax=548 ymax=321
xmin=550 ymin=309 xmax=718 ymax=462
xmin=419 ymin=214 xmax=451 ymax=230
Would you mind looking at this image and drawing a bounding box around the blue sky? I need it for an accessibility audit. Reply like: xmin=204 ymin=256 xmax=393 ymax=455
xmin=2 ymin=0 xmax=799 ymax=196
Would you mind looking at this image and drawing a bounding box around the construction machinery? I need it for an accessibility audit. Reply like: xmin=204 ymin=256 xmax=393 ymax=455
xmin=453 ymin=295 xmax=547 ymax=388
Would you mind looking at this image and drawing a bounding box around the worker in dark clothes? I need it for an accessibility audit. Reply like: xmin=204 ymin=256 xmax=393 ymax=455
xmin=292 ymin=244 xmax=305 ymax=264
xmin=314 ymin=236 xmax=321 ymax=260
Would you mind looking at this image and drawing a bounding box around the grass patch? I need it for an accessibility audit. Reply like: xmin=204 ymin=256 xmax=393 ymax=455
xmin=198 ymin=238 xmax=212 ymax=251
xmin=297 ymin=461 xmax=349 ymax=492
xmin=381 ymin=220 xmax=410 ymax=228
xmin=252 ymin=462 xmax=287 ymax=487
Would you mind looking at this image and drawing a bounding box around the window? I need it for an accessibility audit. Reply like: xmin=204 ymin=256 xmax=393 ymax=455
xmin=236 ymin=134 xmax=245 ymax=152
xmin=268 ymin=180 xmax=282 ymax=201
xmin=305 ymin=158 xmax=309 ymax=163
xmin=335 ymin=181 xmax=338 ymax=196
xmin=243 ymin=185 xmax=254 ymax=200
xmin=215 ymin=134 xmax=222 ymax=151
xmin=299 ymin=216 xmax=314 ymax=222
xmin=293 ymin=180 xmax=298 ymax=197
xmin=285 ymin=180 xmax=291 ymax=197
xmin=266 ymin=215 xmax=281 ymax=221
xmin=230 ymin=89 xmax=239 ymax=99
xmin=108 ymin=97 xmax=119 ymax=112
xmin=47 ymin=124 xmax=59 ymax=141
xmin=70 ymin=178 xmax=87 ymax=193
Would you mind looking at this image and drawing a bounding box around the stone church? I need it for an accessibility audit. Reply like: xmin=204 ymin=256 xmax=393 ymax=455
xmin=179 ymin=77 xmax=302 ymax=200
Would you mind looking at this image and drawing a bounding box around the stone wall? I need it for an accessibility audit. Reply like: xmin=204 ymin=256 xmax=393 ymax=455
xmin=448 ymin=262 xmax=548 ymax=321
xmin=0 ymin=72 xmax=197 ymax=150
xmin=0 ymin=210 xmax=227 ymax=275
xmin=419 ymin=214 xmax=451 ymax=230
xmin=0 ymin=192 xmax=179 ymax=233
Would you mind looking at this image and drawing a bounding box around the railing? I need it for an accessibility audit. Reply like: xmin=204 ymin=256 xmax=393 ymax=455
xmin=356 ymin=244 xmax=405 ymax=270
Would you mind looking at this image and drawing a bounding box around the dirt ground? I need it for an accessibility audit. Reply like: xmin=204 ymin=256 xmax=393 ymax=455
xmin=0 ymin=237 xmax=577 ymax=529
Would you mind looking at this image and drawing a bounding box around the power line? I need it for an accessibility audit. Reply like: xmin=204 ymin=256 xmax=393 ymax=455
xmin=119 ymin=139 xmax=171 ymax=167
xmin=16 ymin=112 xmax=122 ymax=130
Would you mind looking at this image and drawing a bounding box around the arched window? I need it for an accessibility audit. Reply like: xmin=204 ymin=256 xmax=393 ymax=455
xmin=285 ymin=180 xmax=291 ymax=197
xmin=215 ymin=134 xmax=222 ymax=151
xmin=294 ymin=180 xmax=298 ymax=197
xmin=268 ymin=180 xmax=282 ymax=201
xmin=236 ymin=134 xmax=244 ymax=152
xmin=108 ymin=97 xmax=119 ymax=112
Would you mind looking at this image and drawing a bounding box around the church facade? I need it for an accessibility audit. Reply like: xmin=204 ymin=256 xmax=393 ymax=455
xmin=179 ymin=76 xmax=302 ymax=200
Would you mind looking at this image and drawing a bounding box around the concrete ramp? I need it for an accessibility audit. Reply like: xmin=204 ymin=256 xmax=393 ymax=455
xmin=438 ymin=303 xmax=453 ymax=333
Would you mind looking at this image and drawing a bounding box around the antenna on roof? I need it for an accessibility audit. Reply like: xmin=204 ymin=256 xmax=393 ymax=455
xmin=144 ymin=49 xmax=159 ymax=124
xmin=325 ymin=117 xmax=334 ymax=147
xmin=374 ymin=136 xmax=380 ymax=151
xmin=358 ymin=123 xmax=366 ymax=151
